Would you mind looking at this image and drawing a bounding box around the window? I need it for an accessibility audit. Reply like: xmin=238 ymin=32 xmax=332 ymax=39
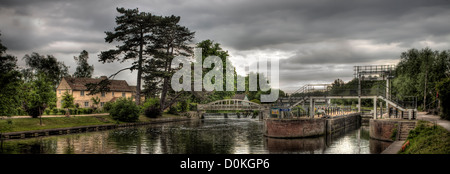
xmin=112 ymin=92 xmax=115 ymax=97
xmin=101 ymin=92 xmax=105 ymax=97
xmin=100 ymin=102 xmax=105 ymax=107
xmin=84 ymin=102 xmax=89 ymax=107
xmin=59 ymin=90 xmax=61 ymax=94
xmin=80 ymin=91 xmax=85 ymax=96
xmin=122 ymin=92 xmax=126 ymax=97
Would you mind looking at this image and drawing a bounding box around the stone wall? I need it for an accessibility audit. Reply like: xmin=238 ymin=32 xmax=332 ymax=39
xmin=264 ymin=118 xmax=326 ymax=138
xmin=264 ymin=113 xmax=361 ymax=138
xmin=369 ymin=119 xmax=397 ymax=142
xmin=326 ymin=113 xmax=361 ymax=134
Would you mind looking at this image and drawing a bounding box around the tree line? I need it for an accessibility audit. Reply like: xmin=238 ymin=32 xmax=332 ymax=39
xmin=0 ymin=7 xmax=283 ymax=119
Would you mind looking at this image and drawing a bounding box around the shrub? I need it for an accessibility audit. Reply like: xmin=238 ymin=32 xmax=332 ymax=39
xmin=44 ymin=109 xmax=51 ymax=115
xmin=168 ymin=106 xmax=178 ymax=115
xmin=143 ymin=98 xmax=161 ymax=118
xmin=103 ymin=102 xmax=114 ymax=112
xmin=177 ymin=100 xmax=189 ymax=113
xmin=85 ymin=108 xmax=93 ymax=114
xmin=145 ymin=107 xmax=161 ymax=118
xmin=52 ymin=108 xmax=59 ymax=115
xmin=59 ymin=109 xmax=66 ymax=115
xmin=109 ymin=97 xmax=140 ymax=122
xmin=189 ymin=103 xmax=197 ymax=111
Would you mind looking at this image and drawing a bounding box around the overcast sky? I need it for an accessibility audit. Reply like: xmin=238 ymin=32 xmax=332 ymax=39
xmin=1 ymin=0 xmax=450 ymax=93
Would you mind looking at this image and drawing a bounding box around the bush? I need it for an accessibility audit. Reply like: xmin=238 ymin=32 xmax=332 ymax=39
xmin=143 ymin=98 xmax=161 ymax=118
xmin=145 ymin=107 xmax=161 ymax=118
xmin=168 ymin=106 xmax=178 ymax=115
xmin=44 ymin=109 xmax=51 ymax=115
xmin=103 ymin=102 xmax=114 ymax=112
xmin=59 ymin=109 xmax=66 ymax=115
xmin=177 ymin=100 xmax=189 ymax=113
xmin=52 ymin=108 xmax=59 ymax=115
xmin=109 ymin=97 xmax=140 ymax=122
xmin=189 ymin=103 xmax=197 ymax=111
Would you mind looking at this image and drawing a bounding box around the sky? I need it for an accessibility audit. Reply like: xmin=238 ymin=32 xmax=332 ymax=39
xmin=1 ymin=0 xmax=450 ymax=93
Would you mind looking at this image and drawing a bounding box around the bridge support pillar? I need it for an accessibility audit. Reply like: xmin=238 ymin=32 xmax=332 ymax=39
xmin=310 ymin=98 xmax=315 ymax=119
xmin=373 ymin=97 xmax=377 ymax=120
xmin=358 ymin=97 xmax=361 ymax=113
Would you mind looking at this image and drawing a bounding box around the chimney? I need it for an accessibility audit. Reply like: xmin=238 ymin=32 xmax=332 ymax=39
xmin=100 ymin=76 xmax=107 ymax=79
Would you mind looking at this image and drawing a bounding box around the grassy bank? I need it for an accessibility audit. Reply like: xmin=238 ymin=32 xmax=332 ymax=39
xmin=0 ymin=114 xmax=185 ymax=133
xmin=399 ymin=120 xmax=450 ymax=154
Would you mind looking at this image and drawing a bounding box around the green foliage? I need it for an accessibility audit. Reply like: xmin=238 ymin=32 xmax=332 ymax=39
xmin=73 ymin=50 xmax=94 ymax=78
xmin=109 ymin=97 xmax=140 ymax=122
xmin=0 ymin=33 xmax=24 ymax=116
xmin=394 ymin=48 xmax=450 ymax=111
xmin=52 ymin=108 xmax=59 ymax=115
xmin=391 ymin=124 xmax=398 ymax=141
xmin=436 ymin=78 xmax=450 ymax=120
xmin=22 ymin=52 xmax=69 ymax=89
xmin=189 ymin=103 xmax=197 ymax=111
xmin=177 ymin=100 xmax=189 ymax=112
xmin=401 ymin=121 xmax=450 ymax=154
xmin=250 ymin=99 xmax=261 ymax=104
xmin=61 ymin=91 xmax=74 ymax=109
xmin=103 ymin=102 xmax=114 ymax=112
xmin=22 ymin=74 xmax=56 ymax=118
xmin=168 ymin=106 xmax=179 ymax=115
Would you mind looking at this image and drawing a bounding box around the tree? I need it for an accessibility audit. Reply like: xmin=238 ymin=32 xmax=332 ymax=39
xmin=61 ymin=91 xmax=74 ymax=109
xmin=145 ymin=14 xmax=195 ymax=112
xmin=22 ymin=52 xmax=69 ymax=89
xmin=0 ymin=32 xmax=23 ymax=116
xmin=22 ymin=74 xmax=56 ymax=125
xmin=194 ymin=40 xmax=234 ymax=103
xmin=91 ymin=96 xmax=100 ymax=112
xmin=99 ymin=7 xmax=159 ymax=105
xmin=73 ymin=50 xmax=94 ymax=78
xmin=436 ymin=78 xmax=450 ymax=120
xmin=393 ymin=48 xmax=450 ymax=111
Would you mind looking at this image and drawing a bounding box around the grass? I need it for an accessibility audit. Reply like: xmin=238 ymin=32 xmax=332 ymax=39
xmin=0 ymin=113 xmax=186 ymax=133
xmin=399 ymin=120 xmax=450 ymax=154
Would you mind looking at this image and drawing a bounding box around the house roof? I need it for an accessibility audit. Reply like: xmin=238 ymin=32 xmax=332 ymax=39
xmin=232 ymin=93 xmax=248 ymax=101
xmin=62 ymin=76 xmax=135 ymax=92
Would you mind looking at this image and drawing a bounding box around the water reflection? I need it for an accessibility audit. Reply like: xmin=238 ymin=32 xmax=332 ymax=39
xmin=0 ymin=118 xmax=391 ymax=154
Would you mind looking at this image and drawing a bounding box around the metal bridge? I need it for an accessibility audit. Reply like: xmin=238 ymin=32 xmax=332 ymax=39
xmin=197 ymin=99 xmax=270 ymax=119
xmin=276 ymin=65 xmax=417 ymax=120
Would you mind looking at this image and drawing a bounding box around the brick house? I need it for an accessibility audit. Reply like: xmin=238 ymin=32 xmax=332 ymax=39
xmin=56 ymin=76 xmax=136 ymax=108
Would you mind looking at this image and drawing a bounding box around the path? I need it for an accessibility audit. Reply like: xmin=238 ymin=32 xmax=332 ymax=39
xmin=0 ymin=113 xmax=109 ymax=119
xmin=381 ymin=141 xmax=404 ymax=154
xmin=416 ymin=112 xmax=450 ymax=131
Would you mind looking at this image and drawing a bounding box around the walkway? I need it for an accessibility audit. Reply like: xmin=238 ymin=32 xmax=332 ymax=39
xmin=0 ymin=113 xmax=109 ymax=119
xmin=416 ymin=112 xmax=450 ymax=131
xmin=381 ymin=141 xmax=404 ymax=154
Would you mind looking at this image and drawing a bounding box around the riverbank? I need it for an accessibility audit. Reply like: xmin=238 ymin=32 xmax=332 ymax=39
xmin=0 ymin=114 xmax=186 ymax=133
xmin=399 ymin=120 xmax=450 ymax=154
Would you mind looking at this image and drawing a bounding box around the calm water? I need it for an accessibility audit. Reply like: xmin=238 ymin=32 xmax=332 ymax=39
xmin=0 ymin=118 xmax=391 ymax=154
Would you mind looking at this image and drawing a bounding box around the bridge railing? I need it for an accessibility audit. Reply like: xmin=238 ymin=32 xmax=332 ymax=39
xmin=287 ymin=84 xmax=417 ymax=110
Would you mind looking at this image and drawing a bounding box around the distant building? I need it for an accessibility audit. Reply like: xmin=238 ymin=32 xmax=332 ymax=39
xmin=56 ymin=76 xmax=136 ymax=108
xmin=232 ymin=93 xmax=249 ymax=101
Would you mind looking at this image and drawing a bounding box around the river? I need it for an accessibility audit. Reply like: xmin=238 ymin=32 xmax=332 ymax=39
xmin=0 ymin=118 xmax=392 ymax=154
